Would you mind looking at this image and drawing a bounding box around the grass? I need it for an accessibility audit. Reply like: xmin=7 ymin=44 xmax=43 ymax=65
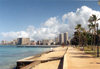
xmin=76 ymin=45 xmax=100 ymax=57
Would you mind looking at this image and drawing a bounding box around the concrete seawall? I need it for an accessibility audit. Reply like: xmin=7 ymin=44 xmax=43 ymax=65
xmin=16 ymin=46 xmax=68 ymax=69
xmin=17 ymin=51 xmax=51 ymax=69
xmin=63 ymin=50 xmax=68 ymax=69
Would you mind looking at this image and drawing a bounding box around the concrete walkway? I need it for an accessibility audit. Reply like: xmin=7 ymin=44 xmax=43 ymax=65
xmin=67 ymin=46 xmax=100 ymax=69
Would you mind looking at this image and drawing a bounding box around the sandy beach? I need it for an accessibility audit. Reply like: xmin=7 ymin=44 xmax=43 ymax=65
xmin=17 ymin=46 xmax=67 ymax=69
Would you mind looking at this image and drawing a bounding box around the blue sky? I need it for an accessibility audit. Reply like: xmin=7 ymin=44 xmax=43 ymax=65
xmin=0 ymin=0 xmax=100 ymax=41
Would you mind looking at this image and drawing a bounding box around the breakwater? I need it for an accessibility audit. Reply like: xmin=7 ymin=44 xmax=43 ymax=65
xmin=17 ymin=45 xmax=60 ymax=48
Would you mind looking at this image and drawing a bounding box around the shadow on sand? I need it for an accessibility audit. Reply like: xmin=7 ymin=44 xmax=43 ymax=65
xmin=71 ymin=55 xmax=93 ymax=58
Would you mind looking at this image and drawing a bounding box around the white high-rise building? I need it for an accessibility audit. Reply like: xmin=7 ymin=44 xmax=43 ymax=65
xmin=64 ymin=32 xmax=68 ymax=44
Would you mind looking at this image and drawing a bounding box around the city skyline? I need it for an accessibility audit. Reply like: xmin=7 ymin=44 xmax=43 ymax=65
xmin=0 ymin=0 xmax=100 ymax=41
xmin=0 ymin=32 xmax=68 ymax=46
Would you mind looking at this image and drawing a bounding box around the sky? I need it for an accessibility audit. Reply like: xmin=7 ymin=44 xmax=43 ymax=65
xmin=0 ymin=0 xmax=100 ymax=41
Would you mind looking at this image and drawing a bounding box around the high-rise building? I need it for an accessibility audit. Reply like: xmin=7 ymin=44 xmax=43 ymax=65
xmin=64 ymin=32 xmax=68 ymax=44
xmin=36 ymin=41 xmax=41 ymax=45
xmin=59 ymin=33 xmax=64 ymax=44
xmin=59 ymin=32 xmax=68 ymax=45
xmin=17 ymin=38 xmax=30 ymax=45
xmin=41 ymin=40 xmax=49 ymax=45
xmin=55 ymin=37 xmax=59 ymax=45
xmin=41 ymin=39 xmax=53 ymax=45
xmin=12 ymin=39 xmax=18 ymax=45
xmin=1 ymin=40 xmax=7 ymax=45
xmin=30 ymin=41 xmax=36 ymax=45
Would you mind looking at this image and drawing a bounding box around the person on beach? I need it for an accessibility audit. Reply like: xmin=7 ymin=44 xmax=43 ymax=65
xmin=50 ymin=47 xmax=53 ymax=51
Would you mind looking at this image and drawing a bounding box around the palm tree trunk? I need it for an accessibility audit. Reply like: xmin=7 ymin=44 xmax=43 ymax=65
xmin=91 ymin=30 xmax=94 ymax=50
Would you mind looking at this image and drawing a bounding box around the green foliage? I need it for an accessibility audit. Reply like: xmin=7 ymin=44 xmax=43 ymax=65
xmin=71 ymin=14 xmax=100 ymax=46
xmin=71 ymin=14 xmax=100 ymax=57
xmin=98 ymin=30 xmax=100 ymax=35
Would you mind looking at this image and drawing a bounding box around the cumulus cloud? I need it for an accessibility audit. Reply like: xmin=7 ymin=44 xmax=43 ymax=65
xmin=62 ymin=6 xmax=100 ymax=36
xmin=1 ymin=6 xmax=100 ymax=41
xmin=44 ymin=17 xmax=59 ymax=27
xmin=1 ymin=17 xmax=59 ymax=41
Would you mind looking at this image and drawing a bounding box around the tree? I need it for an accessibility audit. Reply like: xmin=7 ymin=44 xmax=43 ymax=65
xmin=75 ymin=24 xmax=82 ymax=46
xmin=88 ymin=24 xmax=95 ymax=45
xmin=71 ymin=31 xmax=79 ymax=45
xmin=81 ymin=28 xmax=87 ymax=46
xmin=88 ymin=14 xmax=100 ymax=57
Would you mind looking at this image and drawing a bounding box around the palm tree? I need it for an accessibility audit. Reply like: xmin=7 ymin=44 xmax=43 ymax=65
xmin=81 ymin=28 xmax=87 ymax=45
xmin=80 ymin=27 xmax=87 ymax=50
xmin=88 ymin=14 xmax=98 ymax=45
xmin=88 ymin=23 xmax=95 ymax=45
xmin=75 ymin=24 xmax=82 ymax=46
xmin=88 ymin=24 xmax=95 ymax=50
xmin=88 ymin=14 xmax=100 ymax=57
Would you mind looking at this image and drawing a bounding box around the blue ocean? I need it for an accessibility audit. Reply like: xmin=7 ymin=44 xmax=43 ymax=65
xmin=0 ymin=45 xmax=51 ymax=69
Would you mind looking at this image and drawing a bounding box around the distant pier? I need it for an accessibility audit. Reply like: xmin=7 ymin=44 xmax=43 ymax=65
xmin=17 ymin=45 xmax=60 ymax=48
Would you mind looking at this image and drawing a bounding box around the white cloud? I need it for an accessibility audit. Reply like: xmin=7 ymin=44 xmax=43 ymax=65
xmin=62 ymin=6 xmax=100 ymax=35
xmin=1 ymin=6 xmax=100 ymax=41
xmin=44 ymin=17 xmax=59 ymax=27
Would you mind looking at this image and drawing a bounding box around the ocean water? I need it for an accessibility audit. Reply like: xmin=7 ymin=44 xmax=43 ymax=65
xmin=0 ymin=45 xmax=51 ymax=69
